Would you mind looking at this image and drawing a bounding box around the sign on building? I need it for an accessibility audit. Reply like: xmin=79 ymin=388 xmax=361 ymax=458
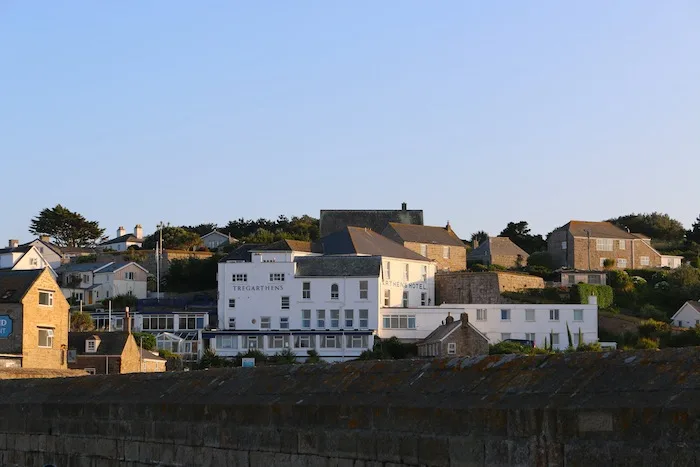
xmin=241 ymin=357 xmax=255 ymax=368
xmin=0 ymin=316 xmax=13 ymax=338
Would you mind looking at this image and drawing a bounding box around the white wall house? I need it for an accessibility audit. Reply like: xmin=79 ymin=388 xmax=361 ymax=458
xmin=58 ymin=261 xmax=149 ymax=304
xmin=0 ymin=242 xmax=57 ymax=277
xmin=96 ymin=225 xmax=144 ymax=252
xmin=671 ymin=301 xmax=700 ymax=328
xmin=661 ymin=255 xmax=684 ymax=269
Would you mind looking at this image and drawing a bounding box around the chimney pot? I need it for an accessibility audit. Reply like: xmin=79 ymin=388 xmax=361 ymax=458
xmin=445 ymin=313 xmax=454 ymax=325
xmin=117 ymin=226 xmax=126 ymax=238
xmin=39 ymin=235 xmax=50 ymax=243
xmin=125 ymin=307 xmax=132 ymax=334
xmin=401 ymin=202 xmax=407 ymax=211
xmin=8 ymin=239 xmax=19 ymax=249
xmin=134 ymin=224 xmax=143 ymax=239
xmin=460 ymin=312 xmax=469 ymax=328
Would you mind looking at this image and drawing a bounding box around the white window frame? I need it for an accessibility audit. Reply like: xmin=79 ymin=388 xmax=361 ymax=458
xmin=421 ymin=266 xmax=427 ymax=282
xmin=280 ymin=317 xmax=289 ymax=329
xmin=574 ymin=309 xmax=584 ymax=322
xmin=38 ymin=327 xmax=54 ymax=348
xmin=525 ymin=333 xmax=536 ymax=342
xmin=476 ymin=309 xmax=487 ymax=321
xmin=228 ymin=317 xmax=236 ymax=329
xmin=420 ymin=292 xmax=427 ymax=306
xmin=281 ymin=296 xmax=290 ymax=309
xmin=640 ymin=256 xmax=650 ymax=266
xmin=232 ymin=274 xmax=248 ymax=282
xmin=549 ymin=309 xmax=560 ymax=321
xmin=420 ymin=244 xmax=427 ymax=256
xmin=617 ymin=258 xmax=627 ymax=268
xmin=125 ymin=272 xmax=135 ymax=280
xmin=618 ymin=240 xmax=626 ymax=250
xmin=525 ymin=309 xmax=535 ymax=322
xmin=384 ymin=290 xmax=390 ymax=307
xmin=359 ymin=310 xmax=368 ymax=329
xmin=500 ymin=309 xmax=511 ymax=321
xmin=330 ymin=310 xmax=340 ymax=328
xmin=294 ymin=335 xmax=313 ymax=349
xmin=302 ymin=310 xmax=311 ymax=329
xmin=386 ymin=262 xmax=391 ymax=280
xmin=317 ymin=310 xmax=326 ymax=328
xmin=228 ymin=299 xmax=236 ymax=308
xmin=86 ymin=340 xmax=97 ymax=353
xmin=85 ymin=368 xmax=96 ymax=375
xmin=331 ymin=284 xmax=339 ymax=300
xmin=359 ymin=281 xmax=368 ymax=300
xmin=447 ymin=343 xmax=457 ymax=355
xmin=302 ymin=282 xmax=311 ymax=300
xmin=596 ymin=239 xmax=614 ymax=252
xmin=260 ymin=317 xmax=271 ymax=329
xmin=551 ymin=334 xmax=560 ymax=346
xmin=599 ymin=257 xmax=608 ymax=268
xmin=269 ymin=273 xmax=285 ymax=282
xmin=561 ymin=241 xmax=567 ymax=250
xmin=402 ymin=291 xmax=409 ymax=308
xmin=501 ymin=333 xmax=511 ymax=341
xmin=404 ymin=264 xmax=410 ymax=281
xmin=345 ymin=309 xmax=354 ymax=328
xmin=38 ymin=291 xmax=53 ymax=307
xmin=443 ymin=246 xmax=450 ymax=259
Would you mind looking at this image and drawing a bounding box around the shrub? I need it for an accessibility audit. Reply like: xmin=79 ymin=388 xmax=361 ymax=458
xmin=525 ymin=265 xmax=553 ymax=280
xmin=638 ymin=304 xmax=667 ymax=321
xmin=489 ymin=341 xmax=528 ymax=354
xmin=102 ymin=294 xmax=137 ymax=310
xmin=666 ymin=327 xmax=700 ymax=348
xmin=374 ymin=336 xmax=417 ymax=359
xmin=637 ymin=319 xmax=670 ymax=338
xmin=238 ymin=349 xmax=268 ymax=364
xmin=608 ymin=270 xmax=633 ymax=291
xmin=603 ymin=258 xmax=615 ymax=270
xmin=527 ymin=252 xmax=555 ymax=269
xmin=631 ymin=276 xmax=647 ymax=286
xmin=570 ymin=284 xmax=614 ymax=308
xmin=133 ymin=332 xmax=156 ymax=350
xmin=306 ymin=349 xmax=321 ymax=364
xmin=198 ymin=348 xmax=230 ymax=369
xmin=470 ymin=263 xmax=489 ymax=272
xmin=635 ymin=337 xmax=659 ymax=350
xmin=160 ymin=349 xmax=184 ymax=371
xmin=576 ymin=342 xmax=602 ymax=352
xmin=270 ymin=348 xmax=297 ymax=365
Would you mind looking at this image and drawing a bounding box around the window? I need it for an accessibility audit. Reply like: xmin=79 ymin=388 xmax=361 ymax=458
xmin=561 ymin=241 xmax=567 ymax=250
xmin=421 ymin=266 xmax=427 ymax=281
xmin=86 ymin=340 xmax=97 ymax=353
xmin=228 ymin=299 xmax=236 ymax=308
xmin=125 ymin=272 xmax=135 ymax=280
xmin=402 ymin=291 xmax=409 ymax=308
xmin=269 ymin=335 xmax=289 ymax=349
xmin=420 ymin=244 xmax=427 ymax=256
xmin=443 ymin=246 xmax=450 ymax=259
xmin=574 ymin=333 xmax=580 ymax=347
xmin=359 ymin=281 xmax=368 ymax=299
xmin=67 ymin=350 xmax=77 ymax=363
xmin=38 ymin=328 xmax=54 ymax=348
xmin=477 ymin=309 xmax=487 ymax=321
xmin=85 ymin=368 xmax=96 ymax=375
xmin=179 ymin=315 xmax=198 ymax=330
xmin=599 ymin=258 xmax=608 ymax=268
xmin=568 ymin=275 xmax=576 ymax=284
xmin=345 ymin=309 xmax=354 ymax=328
xmin=385 ymin=262 xmax=391 ymax=280
xmin=228 ymin=317 xmax=236 ymax=329
xmin=38 ymin=291 xmax=53 ymax=307
xmin=421 ymin=292 xmax=427 ymax=306
xmin=331 ymin=284 xmax=339 ymax=300
xmin=232 ymin=274 xmax=248 ymax=282
xmin=302 ymin=310 xmax=311 ymax=328
xmin=382 ymin=314 xmax=416 ymax=329
xmin=551 ymin=334 xmax=560 ymax=346
xmin=359 ymin=310 xmax=368 ymax=329
xmin=574 ymin=309 xmax=583 ymax=321
xmin=317 ymin=310 xmax=325 ymax=328
xmin=269 ymin=273 xmax=285 ymax=282
xmin=447 ymin=342 xmax=457 ymax=355
xmin=82 ymin=274 xmax=90 ymax=283
xmin=404 ymin=264 xmax=410 ymax=281
xmin=216 ymin=335 xmax=238 ymax=349
xmin=280 ymin=317 xmax=289 ymax=329
xmin=617 ymin=258 xmax=627 ymax=268
xmin=302 ymin=282 xmax=311 ymax=299
xmin=525 ymin=333 xmax=536 ymax=342
xmin=29 ymin=257 xmax=38 ymax=267
xmin=260 ymin=317 xmax=271 ymax=329
xmin=641 ymin=256 xmax=650 ymax=266
xmin=321 ymin=335 xmax=341 ymax=348
xmin=596 ymin=239 xmax=614 ymax=251
xmin=247 ymin=336 xmax=263 ymax=349
xmin=618 ymin=240 xmax=626 ymax=250
xmin=549 ymin=309 xmax=560 ymax=321
xmin=281 ymin=296 xmax=290 ymax=309
xmin=142 ymin=315 xmax=174 ymax=330
xmin=501 ymin=309 xmax=511 ymax=321
xmin=330 ymin=310 xmax=340 ymax=328
xmin=501 ymin=333 xmax=511 ymax=341
xmin=294 ymin=336 xmax=313 ymax=349
xmin=525 ymin=309 xmax=535 ymax=322
xmin=346 ymin=335 xmax=369 ymax=349
xmin=384 ymin=290 xmax=390 ymax=307
xmin=588 ymin=275 xmax=601 ymax=285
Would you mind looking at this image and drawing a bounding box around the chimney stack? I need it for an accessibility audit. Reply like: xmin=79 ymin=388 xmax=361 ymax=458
xmin=39 ymin=235 xmax=50 ymax=242
xmin=445 ymin=313 xmax=454 ymax=325
xmin=134 ymin=224 xmax=143 ymax=239
xmin=125 ymin=307 xmax=132 ymax=334
xmin=473 ymin=239 xmax=479 ymax=249
xmin=460 ymin=312 xmax=469 ymax=328
xmin=401 ymin=202 xmax=407 ymax=211
xmin=117 ymin=226 xmax=126 ymax=238
xmin=8 ymin=239 xmax=18 ymax=249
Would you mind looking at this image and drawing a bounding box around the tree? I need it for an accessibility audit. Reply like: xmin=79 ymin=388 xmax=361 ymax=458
xmin=688 ymin=215 xmax=700 ymax=244
xmin=499 ymin=221 xmax=546 ymax=254
xmin=608 ymin=212 xmax=686 ymax=242
xmin=70 ymin=312 xmax=95 ymax=332
xmin=29 ymin=205 xmax=105 ymax=247
xmin=526 ymin=252 xmax=555 ymax=269
xmin=182 ymin=223 xmax=218 ymax=236
xmin=133 ymin=332 xmax=156 ymax=350
xmin=142 ymin=225 xmax=202 ymax=251
xmin=470 ymin=231 xmax=489 ymax=245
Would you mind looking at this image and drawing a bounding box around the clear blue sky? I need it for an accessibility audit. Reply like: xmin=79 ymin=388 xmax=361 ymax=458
xmin=1 ymin=1 xmax=698 ymax=242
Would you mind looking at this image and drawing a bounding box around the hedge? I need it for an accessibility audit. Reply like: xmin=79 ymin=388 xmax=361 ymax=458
xmin=570 ymin=283 xmax=614 ymax=308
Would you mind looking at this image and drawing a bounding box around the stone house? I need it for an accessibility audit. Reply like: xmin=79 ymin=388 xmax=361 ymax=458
xmin=381 ymin=222 xmax=467 ymax=272
xmin=68 ymin=329 xmax=164 ymax=375
xmin=468 ymin=237 xmax=529 ymax=268
xmin=547 ymin=221 xmax=683 ymax=271
xmin=0 ymin=268 xmax=70 ymax=369
xmin=436 ymin=271 xmax=544 ymax=304
xmin=417 ymin=313 xmax=489 ymax=357
xmin=319 ymin=202 xmax=423 ymax=237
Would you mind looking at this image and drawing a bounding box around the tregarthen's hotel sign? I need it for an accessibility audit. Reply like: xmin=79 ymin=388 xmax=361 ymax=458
xmin=232 ymin=285 xmax=284 ymax=292
xmin=382 ymin=281 xmax=427 ymax=290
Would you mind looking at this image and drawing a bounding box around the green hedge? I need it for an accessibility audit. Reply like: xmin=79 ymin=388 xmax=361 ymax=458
xmin=570 ymin=283 xmax=614 ymax=308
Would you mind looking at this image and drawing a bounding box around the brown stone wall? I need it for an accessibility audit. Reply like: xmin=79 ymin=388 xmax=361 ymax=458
xmin=569 ymin=237 xmax=662 ymax=270
xmin=142 ymin=359 xmax=167 ymax=372
xmin=0 ymin=368 xmax=85 ymax=379
xmin=403 ymin=242 xmax=467 ymax=271
xmin=119 ymin=335 xmax=143 ymax=374
xmin=436 ymin=272 xmax=544 ymax=304
xmin=547 ymin=230 xmax=570 ymax=268
xmin=440 ymin=323 xmax=489 ymax=357
xmin=632 ymin=239 xmax=662 ymax=268
xmin=20 ymin=270 xmax=70 ymax=369
xmin=490 ymin=254 xmax=525 ymax=268
xmin=70 ymin=356 xmax=122 ymax=375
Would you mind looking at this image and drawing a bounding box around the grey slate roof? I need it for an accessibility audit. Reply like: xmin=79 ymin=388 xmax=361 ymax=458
xmin=319 ymin=205 xmax=423 ymax=237
xmin=0 ymin=269 xmax=43 ymax=303
xmin=468 ymin=237 xmax=529 ymax=260
xmin=421 ymin=320 xmax=461 ymax=344
xmin=383 ymin=223 xmax=465 ymax=247
xmin=99 ymin=234 xmax=143 ymax=246
xmin=295 ymin=256 xmax=382 ymax=277
xmin=256 ymin=239 xmax=320 ymax=253
xmin=321 ymin=227 xmax=430 ymax=261
xmin=140 ymin=349 xmax=166 ymax=361
xmin=219 ymin=244 xmax=265 ymax=263
xmin=95 ymin=262 xmax=147 ymax=274
xmin=56 ymin=262 xmax=114 ymax=274
xmin=69 ymin=332 xmax=132 ymax=356
xmin=0 ymin=245 xmax=32 ymax=255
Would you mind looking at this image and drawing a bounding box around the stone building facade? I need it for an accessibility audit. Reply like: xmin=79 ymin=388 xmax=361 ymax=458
xmin=417 ymin=313 xmax=489 ymax=357
xmin=68 ymin=332 xmax=150 ymax=375
xmin=548 ymin=221 xmax=682 ymax=271
xmin=0 ymin=269 xmax=70 ymax=369
xmin=381 ymin=222 xmax=467 ymax=272
xmin=435 ymin=271 xmax=544 ymax=304
xmin=468 ymin=237 xmax=529 ymax=269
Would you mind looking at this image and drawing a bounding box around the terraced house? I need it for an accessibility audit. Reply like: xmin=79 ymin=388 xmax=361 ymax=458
xmin=547 ymin=221 xmax=683 ymax=271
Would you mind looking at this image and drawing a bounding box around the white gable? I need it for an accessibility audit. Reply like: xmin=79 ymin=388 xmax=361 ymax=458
xmin=671 ymin=302 xmax=700 ymax=328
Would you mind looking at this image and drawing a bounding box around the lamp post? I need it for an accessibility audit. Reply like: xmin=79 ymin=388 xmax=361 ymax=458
xmin=156 ymin=221 xmax=164 ymax=301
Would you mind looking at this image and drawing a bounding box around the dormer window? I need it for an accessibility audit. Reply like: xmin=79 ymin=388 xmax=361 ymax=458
xmin=86 ymin=336 xmax=101 ymax=353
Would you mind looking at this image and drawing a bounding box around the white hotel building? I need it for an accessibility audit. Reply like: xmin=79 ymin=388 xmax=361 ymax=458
xmin=206 ymin=227 xmax=598 ymax=361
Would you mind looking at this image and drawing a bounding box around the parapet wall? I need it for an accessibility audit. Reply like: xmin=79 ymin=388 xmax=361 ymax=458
xmin=436 ymin=271 xmax=544 ymax=304
xmin=0 ymin=348 xmax=699 ymax=466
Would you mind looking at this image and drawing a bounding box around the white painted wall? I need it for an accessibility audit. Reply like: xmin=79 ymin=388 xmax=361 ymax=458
xmin=661 ymin=256 xmax=683 ymax=269
xmin=12 ymin=249 xmax=49 ymax=270
xmin=672 ymin=303 xmax=700 ymax=328
xmin=26 ymin=240 xmax=62 ymax=269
